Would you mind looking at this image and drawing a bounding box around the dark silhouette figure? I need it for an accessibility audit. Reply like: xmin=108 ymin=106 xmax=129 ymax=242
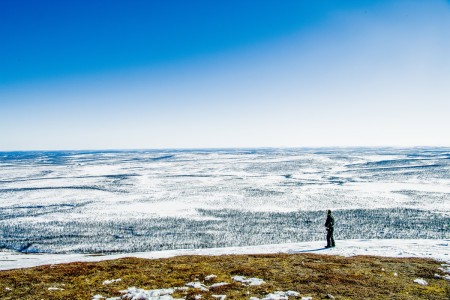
xmin=325 ymin=210 xmax=335 ymax=248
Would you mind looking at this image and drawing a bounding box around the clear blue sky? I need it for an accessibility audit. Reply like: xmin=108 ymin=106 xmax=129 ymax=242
xmin=1 ymin=0 xmax=449 ymax=150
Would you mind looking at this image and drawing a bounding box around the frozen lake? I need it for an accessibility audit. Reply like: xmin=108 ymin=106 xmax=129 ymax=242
xmin=0 ymin=148 xmax=449 ymax=253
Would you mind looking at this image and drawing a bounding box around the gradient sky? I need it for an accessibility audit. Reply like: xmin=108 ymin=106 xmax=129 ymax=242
xmin=1 ymin=0 xmax=449 ymax=150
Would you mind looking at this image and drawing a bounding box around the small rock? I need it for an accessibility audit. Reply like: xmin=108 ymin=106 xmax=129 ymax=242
xmin=325 ymin=294 xmax=335 ymax=299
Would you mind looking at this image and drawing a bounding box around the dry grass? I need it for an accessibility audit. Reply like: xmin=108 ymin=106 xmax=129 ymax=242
xmin=0 ymin=253 xmax=449 ymax=299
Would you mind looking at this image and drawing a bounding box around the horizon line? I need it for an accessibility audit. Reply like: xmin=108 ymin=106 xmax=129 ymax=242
xmin=1 ymin=145 xmax=450 ymax=153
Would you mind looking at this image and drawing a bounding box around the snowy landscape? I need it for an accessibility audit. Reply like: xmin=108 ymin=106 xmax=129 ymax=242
xmin=3 ymin=1 xmax=450 ymax=298
xmin=1 ymin=147 xmax=449 ymax=300
xmin=0 ymin=148 xmax=449 ymax=259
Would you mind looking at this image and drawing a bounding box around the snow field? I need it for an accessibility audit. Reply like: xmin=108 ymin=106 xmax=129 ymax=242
xmin=1 ymin=149 xmax=449 ymax=254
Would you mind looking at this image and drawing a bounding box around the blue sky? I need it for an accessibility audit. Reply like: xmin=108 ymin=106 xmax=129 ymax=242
xmin=1 ymin=0 xmax=449 ymax=150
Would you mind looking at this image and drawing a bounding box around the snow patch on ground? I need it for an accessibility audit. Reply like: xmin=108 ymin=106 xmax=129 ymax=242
xmin=249 ymin=291 xmax=306 ymax=300
xmin=434 ymin=273 xmax=450 ymax=280
xmin=116 ymin=287 xmax=182 ymax=300
xmin=89 ymin=275 xmax=304 ymax=300
xmin=210 ymin=282 xmax=229 ymax=288
xmin=267 ymin=291 xmax=299 ymax=300
xmin=232 ymin=276 xmax=265 ymax=286
xmin=413 ymin=278 xmax=428 ymax=286
xmin=103 ymin=278 xmax=122 ymax=285
xmin=1 ymin=239 xmax=448 ymax=271
xmin=435 ymin=264 xmax=450 ymax=281
xmin=186 ymin=282 xmax=208 ymax=291
xmin=205 ymin=274 xmax=217 ymax=281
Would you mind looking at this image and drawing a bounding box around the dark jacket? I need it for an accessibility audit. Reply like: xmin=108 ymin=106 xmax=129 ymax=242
xmin=325 ymin=214 xmax=334 ymax=229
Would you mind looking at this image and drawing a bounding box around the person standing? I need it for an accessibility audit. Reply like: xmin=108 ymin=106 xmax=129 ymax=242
xmin=325 ymin=210 xmax=335 ymax=248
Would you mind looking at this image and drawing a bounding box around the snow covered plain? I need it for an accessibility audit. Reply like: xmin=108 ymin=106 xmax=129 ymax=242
xmin=0 ymin=148 xmax=449 ymax=260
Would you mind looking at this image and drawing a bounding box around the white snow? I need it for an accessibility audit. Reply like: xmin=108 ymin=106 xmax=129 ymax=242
xmin=48 ymin=287 xmax=64 ymax=291
xmin=92 ymin=282 xmax=306 ymax=300
xmin=205 ymin=274 xmax=217 ymax=281
xmin=2 ymin=150 xmax=449 ymax=231
xmin=88 ymin=277 xmax=303 ymax=300
xmin=103 ymin=278 xmax=122 ymax=285
xmin=116 ymin=287 xmax=182 ymax=300
xmin=186 ymin=282 xmax=208 ymax=291
xmin=261 ymin=291 xmax=288 ymax=300
xmin=232 ymin=275 xmax=265 ymax=286
xmin=436 ymin=273 xmax=450 ymax=281
xmin=413 ymin=278 xmax=428 ymax=286
xmin=210 ymin=282 xmax=229 ymax=288
xmin=1 ymin=239 xmax=448 ymax=271
xmin=184 ymin=281 xmax=229 ymax=291
xmin=249 ymin=291 xmax=303 ymax=300
xmin=435 ymin=265 xmax=450 ymax=281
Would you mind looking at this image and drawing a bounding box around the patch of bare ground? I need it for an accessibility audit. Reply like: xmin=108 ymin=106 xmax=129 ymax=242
xmin=0 ymin=253 xmax=448 ymax=299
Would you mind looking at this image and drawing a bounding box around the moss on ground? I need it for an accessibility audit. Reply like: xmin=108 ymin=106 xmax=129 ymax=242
xmin=0 ymin=253 xmax=448 ymax=299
